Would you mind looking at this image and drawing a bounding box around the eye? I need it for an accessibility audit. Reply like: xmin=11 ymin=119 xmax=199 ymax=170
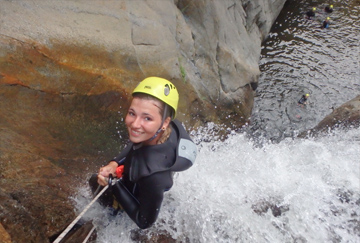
xmin=128 ymin=111 xmax=135 ymax=116
xmin=144 ymin=117 xmax=152 ymax=121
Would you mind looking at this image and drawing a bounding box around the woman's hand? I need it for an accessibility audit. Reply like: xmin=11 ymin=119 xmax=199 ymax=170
xmin=97 ymin=161 xmax=118 ymax=186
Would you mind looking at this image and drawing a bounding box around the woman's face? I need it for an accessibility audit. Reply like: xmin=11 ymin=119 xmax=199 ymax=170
xmin=125 ymin=96 xmax=166 ymax=145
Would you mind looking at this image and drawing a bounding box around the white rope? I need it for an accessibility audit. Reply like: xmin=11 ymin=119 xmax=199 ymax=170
xmin=53 ymin=185 xmax=109 ymax=243
xmin=82 ymin=226 xmax=96 ymax=243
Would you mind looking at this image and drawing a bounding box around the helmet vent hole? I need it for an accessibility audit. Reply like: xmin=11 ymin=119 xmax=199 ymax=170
xmin=164 ymin=84 xmax=170 ymax=96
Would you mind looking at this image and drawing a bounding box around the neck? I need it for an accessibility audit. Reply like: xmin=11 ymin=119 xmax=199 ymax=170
xmin=143 ymin=128 xmax=164 ymax=146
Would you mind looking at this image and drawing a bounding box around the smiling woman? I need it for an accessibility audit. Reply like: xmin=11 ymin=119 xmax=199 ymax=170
xmin=89 ymin=77 xmax=197 ymax=229
xmin=125 ymin=95 xmax=169 ymax=145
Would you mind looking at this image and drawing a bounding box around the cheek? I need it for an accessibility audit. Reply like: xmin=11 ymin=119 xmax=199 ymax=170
xmin=124 ymin=115 xmax=131 ymax=126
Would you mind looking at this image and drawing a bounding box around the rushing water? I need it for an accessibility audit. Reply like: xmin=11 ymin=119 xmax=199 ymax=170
xmin=73 ymin=0 xmax=360 ymax=242
xmin=76 ymin=127 xmax=359 ymax=242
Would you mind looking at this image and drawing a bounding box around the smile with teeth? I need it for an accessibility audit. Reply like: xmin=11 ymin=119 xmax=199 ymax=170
xmin=130 ymin=129 xmax=143 ymax=135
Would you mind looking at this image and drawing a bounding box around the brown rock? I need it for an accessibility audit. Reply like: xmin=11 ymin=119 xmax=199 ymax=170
xmin=0 ymin=222 xmax=12 ymax=243
xmin=300 ymin=95 xmax=360 ymax=137
xmin=0 ymin=0 xmax=286 ymax=128
xmin=0 ymin=0 xmax=286 ymax=241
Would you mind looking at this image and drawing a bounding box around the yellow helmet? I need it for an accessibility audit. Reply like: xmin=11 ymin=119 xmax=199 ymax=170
xmin=330 ymin=5 xmax=333 ymax=8
xmin=132 ymin=77 xmax=179 ymax=118
xmin=305 ymin=93 xmax=310 ymax=97
xmin=313 ymin=7 xmax=316 ymax=11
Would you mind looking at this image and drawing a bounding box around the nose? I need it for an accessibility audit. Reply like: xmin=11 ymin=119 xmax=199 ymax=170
xmin=131 ymin=116 xmax=142 ymax=128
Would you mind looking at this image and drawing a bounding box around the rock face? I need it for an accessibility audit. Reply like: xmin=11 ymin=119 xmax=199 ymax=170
xmin=0 ymin=0 xmax=286 ymax=241
xmin=300 ymin=95 xmax=360 ymax=137
xmin=0 ymin=0 xmax=286 ymax=127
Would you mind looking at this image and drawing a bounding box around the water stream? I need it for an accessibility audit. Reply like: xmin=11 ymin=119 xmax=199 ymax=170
xmin=74 ymin=0 xmax=359 ymax=242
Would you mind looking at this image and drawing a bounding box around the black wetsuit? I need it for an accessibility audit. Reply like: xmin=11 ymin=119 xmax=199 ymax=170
xmin=322 ymin=20 xmax=329 ymax=29
xmin=306 ymin=10 xmax=315 ymax=18
xmin=90 ymin=120 xmax=196 ymax=229
xmin=298 ymin=95 xmax=308 ymax=105
xmin=325 ymin=6 xmax=333 ymax=13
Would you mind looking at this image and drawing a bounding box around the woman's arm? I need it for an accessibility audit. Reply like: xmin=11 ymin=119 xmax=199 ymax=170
xmin=112 ymin=171 xmax=173 ymax=229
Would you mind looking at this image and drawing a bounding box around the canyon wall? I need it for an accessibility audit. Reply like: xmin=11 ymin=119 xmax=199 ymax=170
xmin=0 ymin=0 xmax=286 ymax=241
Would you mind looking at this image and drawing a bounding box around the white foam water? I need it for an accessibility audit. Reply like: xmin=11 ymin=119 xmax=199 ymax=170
xmin=74 ymin=126 xmax=360 ymax=242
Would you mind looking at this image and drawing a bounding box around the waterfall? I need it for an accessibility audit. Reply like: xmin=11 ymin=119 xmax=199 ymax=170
xmin=75 ymin=126 xmax=359 ymax=242
xmin=73 ymin=0 xmax=360 ymax=242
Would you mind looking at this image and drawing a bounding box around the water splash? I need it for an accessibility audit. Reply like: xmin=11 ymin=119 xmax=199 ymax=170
xmin=73 ymin=126 xmax=360 ymax=242
xmin=70 ymin=0 xmax=360 ymax=241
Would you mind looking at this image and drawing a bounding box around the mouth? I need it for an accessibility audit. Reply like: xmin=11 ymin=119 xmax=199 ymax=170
xmin=129 ymin=128 xmax=143 ymax=136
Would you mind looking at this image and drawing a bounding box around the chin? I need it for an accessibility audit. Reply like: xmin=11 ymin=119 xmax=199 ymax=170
xmin=129 ymin=135 xmax=151 ymax=144
xmin=129 ymin=137 xmax=142 ymax=143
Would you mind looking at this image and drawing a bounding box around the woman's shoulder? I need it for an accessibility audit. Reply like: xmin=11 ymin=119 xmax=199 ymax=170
xmin=129 ymin=134 xmax=177 ymax=181
xmin=169 ymin=119 xmax=197 ymax=172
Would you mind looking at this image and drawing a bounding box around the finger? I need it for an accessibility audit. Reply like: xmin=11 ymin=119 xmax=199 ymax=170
xmin=98 ymin=178 xmax=107 ymax=187
xmin=99 ymin=170 xmax=108 ymax=177
xmin=97 ymin=174 xmax=107 ymax=186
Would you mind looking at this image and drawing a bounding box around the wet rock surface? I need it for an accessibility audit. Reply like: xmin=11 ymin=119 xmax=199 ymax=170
xmin=0 ymin=0 xmax=287 ymax=241
xmin=0 ymin=80 xmax=123 ymax=242
xmin=300 ymin=95 xmax=360 ymax=137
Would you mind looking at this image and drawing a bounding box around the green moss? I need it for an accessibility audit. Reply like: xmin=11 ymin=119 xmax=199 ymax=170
xmin=178 ymin=57 xmax=187 ymax=83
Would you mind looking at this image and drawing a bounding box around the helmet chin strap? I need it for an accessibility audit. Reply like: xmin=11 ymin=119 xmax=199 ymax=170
xmin=147 ymin=105 xmax=168 ymax=142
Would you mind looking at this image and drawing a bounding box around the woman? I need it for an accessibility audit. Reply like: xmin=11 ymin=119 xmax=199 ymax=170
xmin=89 ymin=77 xmax=197 ymax=229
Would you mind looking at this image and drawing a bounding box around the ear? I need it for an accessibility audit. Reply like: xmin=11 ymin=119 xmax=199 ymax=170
xmin=162 ymin=117 xmax=171 ymax=130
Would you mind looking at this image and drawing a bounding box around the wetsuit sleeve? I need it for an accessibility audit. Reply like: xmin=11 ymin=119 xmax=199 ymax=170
xmin=298 ymin=96 xmax=305 ymax=104
xmin=112 ymin=171 xmax=173 ymax=229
